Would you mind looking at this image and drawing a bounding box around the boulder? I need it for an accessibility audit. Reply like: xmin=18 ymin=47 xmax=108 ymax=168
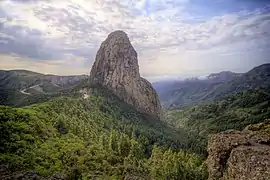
xmin=206 ymin=120 xmax=270 ymax=180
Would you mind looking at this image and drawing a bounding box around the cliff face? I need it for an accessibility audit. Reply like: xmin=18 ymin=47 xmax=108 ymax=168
xmin=206 ymin=120 xmax=270 ymax=180
xmin=89 ymin=30 xmax=161 ymax=119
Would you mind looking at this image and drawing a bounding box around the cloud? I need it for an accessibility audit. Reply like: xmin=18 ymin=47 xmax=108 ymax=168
xmin=0 ymin=0 xmax=269 ymax=80
xmin=0 ymin=54 xmax=89 ymax=75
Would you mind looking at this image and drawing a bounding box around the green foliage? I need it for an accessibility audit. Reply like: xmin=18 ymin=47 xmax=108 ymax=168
xmin=0 ymin=70 xmax=88 ymax=107
xmin=0 ymin=88 xmax=207 ymax=179
xmin=0 ymin=88 xmax=63 ymax=107
xmin=147 ymin=145 xmax=207 ymax=180
xmin=164 ymin=89 xmax=270 ymax=156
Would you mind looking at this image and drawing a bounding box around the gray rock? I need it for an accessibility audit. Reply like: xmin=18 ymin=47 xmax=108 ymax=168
xmin=206 ymin=120 xmax=270 ymax=180
xmin=89 ymin=30 xmax=161 ymax=119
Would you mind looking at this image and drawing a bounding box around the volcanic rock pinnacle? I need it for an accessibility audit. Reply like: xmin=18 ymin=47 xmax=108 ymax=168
xmin=89 ymin=30 xmax=161 ymax=119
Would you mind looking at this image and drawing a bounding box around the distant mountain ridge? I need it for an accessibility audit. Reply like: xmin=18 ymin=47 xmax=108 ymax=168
xmin=0 ymin=69 xmax=88 ymax=91
xmin=153 ymin=63 xmax=270 ymax=109
xmin=206 ymin=71 xmax=242 ymax=82
xmin=0 ymin=69 xmax=88 ymax=107
xmin=1 ymin=63 xmax=270 ymax=109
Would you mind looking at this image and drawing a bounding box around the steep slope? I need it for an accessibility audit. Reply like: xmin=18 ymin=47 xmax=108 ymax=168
xmin=157 ymin=79 xmax=223 ymax=108
xmin=157 ymin=64 xmax=270 ymax=109
xmin=0 ymin=30 xmax=208 ymax=179
xmin=154 ymin=71 xmax=241 ymax=108
xmin=0 ymin=70 xmax=88 ymax=107
xmin=208 ymin=63 xmax=270 ymax=98
xmin=0 ymin=89 xmax=207 ymax=180
xmin=164 ymin=88 xmax=270 ymax=156
xmin=0 ymin=70 xmax=88 ymax=90
xmin=89 ymin=30 xmax=161 ymax=120
xmin=0 ymin=88 xmax=62 ymax=107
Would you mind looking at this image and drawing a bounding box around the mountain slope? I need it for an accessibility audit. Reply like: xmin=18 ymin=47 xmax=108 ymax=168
xmin=0 ymin=70 xmax=88 ymax=107
xmin=89 ymin=30 xmax=161 ymax=120
xmin=0 ymin=69 xmax=88 ymax=92
xmin=164 ymin=88 xmax=270 ymax=156
xmin=156 ymin=63 xmax=270 ymax=109
xmin=1 ymin=81 xmax=269 ymax=179
xmin=0 ymin=88 xmax=207 ymax=180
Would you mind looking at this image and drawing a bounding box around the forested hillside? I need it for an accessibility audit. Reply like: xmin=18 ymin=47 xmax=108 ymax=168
xmin=1 ymin=67 xmax=270 ymax=179
xmin=164 ymin=88 xmax=270 ymax=156
xmin=0 ymin=70 xmax=87 ymax=107
xmin=0 ymin=88 xmax=207 ymax=180
xmin=155 ymin=64 xmax=270 ymax=109
xmin=2 ymin=86 xmax=268 ymax=179
xmin=1 ymin=0 xmax=270 ymax=178
xmin=1 ymin=30 xmax=269 ymax=180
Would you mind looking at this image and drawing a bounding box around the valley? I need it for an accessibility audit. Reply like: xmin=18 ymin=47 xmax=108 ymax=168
xmin=0 ymin=31 xmax=269 ymax=180
xmin=154 ymin=64 xmax=270 ymax=109
xmin=1 ymin=88 xmax=208 ymax=179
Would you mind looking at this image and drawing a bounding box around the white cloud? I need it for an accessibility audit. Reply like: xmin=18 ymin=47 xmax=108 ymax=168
xmin=0 ymin=0 xmax=269 ymax=80
xmin=0 ymin=54 xmax=89 ymax=75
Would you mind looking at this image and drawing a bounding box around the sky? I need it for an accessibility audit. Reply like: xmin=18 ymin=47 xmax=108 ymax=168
xmin=0 ymin=0 xmax=270 ymax=82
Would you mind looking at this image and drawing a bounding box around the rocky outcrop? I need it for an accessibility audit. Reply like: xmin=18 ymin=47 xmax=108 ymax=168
xmin=206 ymin=120 xmax=270 ymax=180
xmin=89 ymin=30 xmax=161 ymax=119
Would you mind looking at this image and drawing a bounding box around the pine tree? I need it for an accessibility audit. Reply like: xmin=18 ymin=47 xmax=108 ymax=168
xmin=117 ymin=134 xmax=131 ymax=157
xmin=109 ymin=130 xmax=118 ymax=152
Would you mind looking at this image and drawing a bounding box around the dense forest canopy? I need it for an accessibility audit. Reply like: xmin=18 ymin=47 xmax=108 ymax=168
xmin=0 ymin=88 xmax=207 ymax=179
xmin=1 ymin=86 xmax=269 ymax=179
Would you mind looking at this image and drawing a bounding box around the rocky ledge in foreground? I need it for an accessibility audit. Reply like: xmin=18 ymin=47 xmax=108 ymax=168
xmin=206 ymin=120 xmax=270 ymax=180
xmin=89 ymin=30 xmax=161 ymax=120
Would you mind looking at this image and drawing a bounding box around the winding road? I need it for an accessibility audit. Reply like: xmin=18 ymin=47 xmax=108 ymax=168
xmin=20 ymin=84 xmax=42 ymax=95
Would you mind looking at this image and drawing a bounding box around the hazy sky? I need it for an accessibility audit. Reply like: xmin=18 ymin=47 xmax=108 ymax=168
xmin=0 ymin=0 xmax=270 ymax=81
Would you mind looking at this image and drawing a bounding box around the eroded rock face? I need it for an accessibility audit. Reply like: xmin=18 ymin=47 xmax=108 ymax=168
xmin=89 ymin=30 xmax=161 ymax=119
xmin=206 ymin=120 xmax=270 ymax=180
